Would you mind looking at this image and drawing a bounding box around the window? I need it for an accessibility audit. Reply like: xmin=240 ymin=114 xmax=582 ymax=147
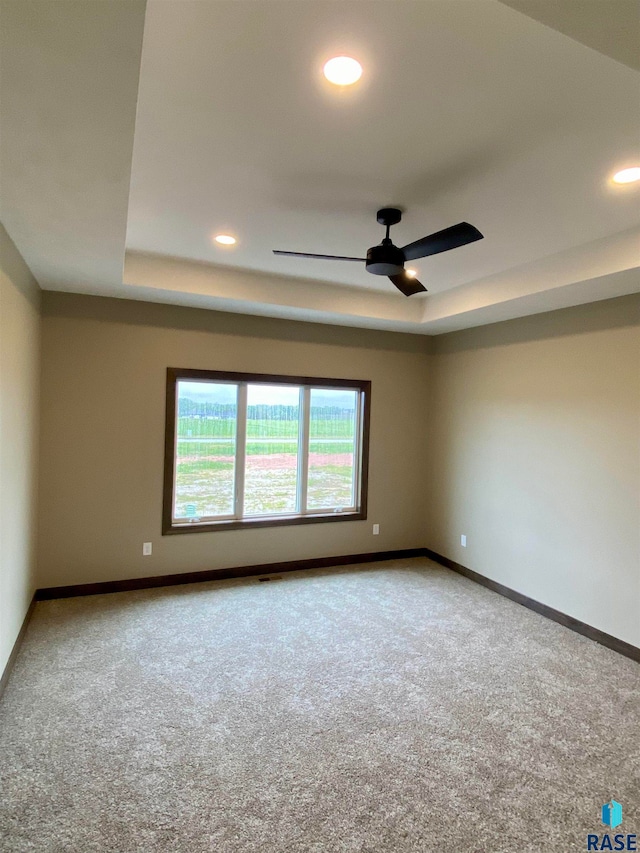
xmin=163 ymin=368 xmax=370 ymax=534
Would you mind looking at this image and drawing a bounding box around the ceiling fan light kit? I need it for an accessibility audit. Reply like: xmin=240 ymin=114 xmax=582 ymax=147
xmin=273 ymin=208 xmax=483 ymax=297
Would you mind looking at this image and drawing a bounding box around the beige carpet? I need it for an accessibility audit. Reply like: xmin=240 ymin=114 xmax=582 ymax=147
xmin=1 ymin=558 xmax=638 ymax=852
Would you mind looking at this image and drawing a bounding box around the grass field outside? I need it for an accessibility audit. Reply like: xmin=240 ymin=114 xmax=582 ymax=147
xmin=178 ymin=417 xmax=354 ymax=438
xmin=175 ymin=416 xmax=356 ymax=518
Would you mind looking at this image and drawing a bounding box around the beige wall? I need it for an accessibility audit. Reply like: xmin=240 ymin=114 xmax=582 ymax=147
xmin=0 ymin=225 xmax=40 ymax=675
xmin=428 ymin=294 xmax=640 ymax=647
xmin=37 ymin=290 xmax=640 ymax=649
xmin=38 ymin=293 xmax=431 ymax=588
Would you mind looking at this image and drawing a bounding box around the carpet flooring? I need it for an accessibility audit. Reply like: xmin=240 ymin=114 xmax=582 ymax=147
xmin=1 ymin=557 xmax=638 ymax=852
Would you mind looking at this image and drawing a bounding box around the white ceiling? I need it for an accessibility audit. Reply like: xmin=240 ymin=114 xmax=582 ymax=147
xmin=1 ymin=0 xmax=639 ymax=334
xmin=0 ymin=0 xmax=146 ymax=291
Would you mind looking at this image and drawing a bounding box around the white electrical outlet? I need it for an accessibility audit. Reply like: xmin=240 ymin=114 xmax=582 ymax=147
xmin=143 ymin=542 xmax=152 ymax=556
xmin=460 ymin=534 xmax=467 ymax=547
xmin=373 ymin=524 xmax=380 ymax=535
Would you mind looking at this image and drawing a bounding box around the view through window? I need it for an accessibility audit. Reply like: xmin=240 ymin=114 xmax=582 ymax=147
xmin=164 ymin=369 xmax=369 ymax=532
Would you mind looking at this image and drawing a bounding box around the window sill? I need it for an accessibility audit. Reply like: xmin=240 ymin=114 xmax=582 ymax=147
xmin=163 ymin=510 xmax=366 ymax=535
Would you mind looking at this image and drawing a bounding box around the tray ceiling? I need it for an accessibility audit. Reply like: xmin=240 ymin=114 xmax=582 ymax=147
xmin=2 ymin=0 xmax=638 ymax=334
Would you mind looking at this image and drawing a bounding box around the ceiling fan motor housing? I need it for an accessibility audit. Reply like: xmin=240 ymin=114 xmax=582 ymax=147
xmin=366 ymin=242 xmax=405 ymax=276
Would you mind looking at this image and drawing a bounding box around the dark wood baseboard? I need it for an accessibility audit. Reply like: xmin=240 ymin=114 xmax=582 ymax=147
xmin=32 ymin=547 xmax=639 ymax=664
xmin=35 ymin=548 xmax=426 ymax=600
xmin=424 ymin=548 xmax=640 ymax=663
xmin=0 ymin=596 xmax=36 ymax=701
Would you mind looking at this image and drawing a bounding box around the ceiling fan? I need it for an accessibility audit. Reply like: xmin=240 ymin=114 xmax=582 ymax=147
xmin=273 ymin=208 xmax=483 ymax=297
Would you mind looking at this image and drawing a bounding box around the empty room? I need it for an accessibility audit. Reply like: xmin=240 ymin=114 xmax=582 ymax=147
xmin=1 ymin=1 xmax=639 ymax=850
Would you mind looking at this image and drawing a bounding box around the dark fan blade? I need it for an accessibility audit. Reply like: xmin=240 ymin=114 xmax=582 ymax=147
xmin=273 ymin=250 xmax=365 ymax=262
xmin=389 ymin=274 xmax=427 ymax=297
xmin=401 ymin=222 xmax=483 ymax=262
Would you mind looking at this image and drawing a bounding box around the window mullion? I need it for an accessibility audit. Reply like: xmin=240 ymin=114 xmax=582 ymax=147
xmin=298 ymin=387 xmax=311 ymax=514
xmin=171 ymin=382 xmax=180 ymax=522
xmin=234 ymin=383 xmax=248 ymax=519
xmin=352 ymin=391 xmax=363 ymax=508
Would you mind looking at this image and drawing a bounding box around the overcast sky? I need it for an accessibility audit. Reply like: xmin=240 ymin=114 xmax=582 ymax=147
xmin=178 ymin=381 xmax=356 ymax=408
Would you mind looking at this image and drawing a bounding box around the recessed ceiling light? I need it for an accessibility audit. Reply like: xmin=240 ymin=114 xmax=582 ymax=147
xmin=323 ymin=56 xmax=362 ymax=86
xmin=214 ymin=234 xmax=236 ymax=245
xmin=405 ymin=269 xmax=417 ymax=278
xmin=612 ymin=167 xmax=640 ymax=184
